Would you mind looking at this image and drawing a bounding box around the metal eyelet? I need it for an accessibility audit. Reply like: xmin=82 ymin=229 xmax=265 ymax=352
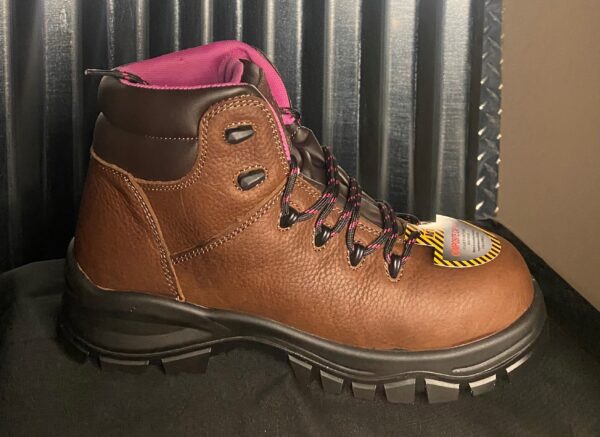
xmin=314 ymin=226 xmax=332 ymax=248
xmin=279 ymin=208 xmax=299 ymax=229
xmin=225 ymin=125 xmax=254 ymax=144
xmin=388 ymin=254 xmax=402 ymax=279
xmin=349 ymin=243 xmax=365 ymax=267
xmin=237 ymin=168 xmax=266 ymax=190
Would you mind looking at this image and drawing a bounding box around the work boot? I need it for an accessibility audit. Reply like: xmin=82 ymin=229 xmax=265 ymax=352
xmin=59 ymin=40 xmax=546 ymax=404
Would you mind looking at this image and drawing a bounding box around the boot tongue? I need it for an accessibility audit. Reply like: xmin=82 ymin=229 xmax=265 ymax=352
xmin=242 ymin=60 xmax=384 ymax=226
xmin=239 ymin=59 xmax=300 ymax=127
xmin=239 ymin=63 xmax=327 ymax=183
xmin=241 ymin=60 xmax=285 ymax=120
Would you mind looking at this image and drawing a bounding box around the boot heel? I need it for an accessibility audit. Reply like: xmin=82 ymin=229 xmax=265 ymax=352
xmin=59 ymin=312 xmax=213 ymax=375
xmin=60 ymin=240 xmax=230 ymax=373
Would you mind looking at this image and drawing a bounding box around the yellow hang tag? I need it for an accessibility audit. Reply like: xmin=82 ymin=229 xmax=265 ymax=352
xmin=406 ymin=215 xmax=501 ymax=268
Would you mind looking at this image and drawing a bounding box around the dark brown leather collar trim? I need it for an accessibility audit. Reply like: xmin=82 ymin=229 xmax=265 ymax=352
xmin=98 ymin=76 xmax=261 ymax=137
xmin=93 ymin=115 xmax=199 ymax=181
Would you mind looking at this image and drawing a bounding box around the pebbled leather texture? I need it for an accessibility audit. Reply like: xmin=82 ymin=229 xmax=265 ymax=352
xmin=74 ymin=71 xmax=534 ymax=351
xmin=74 ymin=155 xmax=181 ymax=298
xmin=172 ymin=175 xmax=533 ymax=350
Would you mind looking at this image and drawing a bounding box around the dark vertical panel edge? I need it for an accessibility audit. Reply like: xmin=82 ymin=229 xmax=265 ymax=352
xmin=213 ymin=0 xmax=243 ymax=41
xmin=433 ymin=0 xmax=473 ymax=218
xmin=379 ymin=0 xmax=419 ymax=211
xmin=81 ymin=0 xmax=108 ymax=189
xmin=13 ymin=0 xmax=44 ymax=263
xmin=107 ymin=0 xmax=148 ymax=67
xmin=72 ymin=0 xmax=84 ymax=213
xmin=136 ymin=0 xmax=149 ymax=60
xmin=359 ymin=0 xmax=383 ymax=198
xmin=322 ymin=0 xmax=362 ymax=176
xmin=414 ymin=0 xmax=439 ymax=221
xmin=301 ymin=0 xmax=325 ymax=139
xmin=0 ymin=0 xmax=20 ymax=269
xmin=42 ymin=0 xmax=78 ymax=258
xmin=150 ymin=0 xmax=177 ymax=57
xmin=200 ymin=0 xmax=214 ymax=44
xmin=263 ymin=0 xmax=304 ymax=109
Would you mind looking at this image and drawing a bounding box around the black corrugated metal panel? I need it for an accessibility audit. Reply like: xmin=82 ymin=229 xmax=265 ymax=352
xmin=0 ymin=0 xmax=502 ymax=271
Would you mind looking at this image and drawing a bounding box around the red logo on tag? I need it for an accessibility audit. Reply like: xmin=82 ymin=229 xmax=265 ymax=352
xmin=451 ymin=225 xmax=461 ymax=257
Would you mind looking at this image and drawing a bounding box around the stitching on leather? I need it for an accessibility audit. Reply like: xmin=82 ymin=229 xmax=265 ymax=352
xmin=144 ymin=135 xmax=197 ymax=141
xmin=172 ymin=194 xmax=279 ymax=265
xmin=97 ymin=163 xmax=179 ymax=297
xmin=222 ymin=120 xmax=257 ymax=143
xmin=233 ymin=164 xmax=268 ymax=192
xmin=141 ymin=96 xmax=288 ymax=191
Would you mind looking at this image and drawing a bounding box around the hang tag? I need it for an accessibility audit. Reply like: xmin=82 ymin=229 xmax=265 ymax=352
xmin=405 ymin=215 xmax=501 ymax=268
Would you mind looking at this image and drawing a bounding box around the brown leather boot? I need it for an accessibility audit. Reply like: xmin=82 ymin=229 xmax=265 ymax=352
xmin=60 ymin=40 xmax=546 ymax=404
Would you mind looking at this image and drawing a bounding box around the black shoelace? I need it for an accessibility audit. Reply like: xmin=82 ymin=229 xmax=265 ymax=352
xmin=279 ymin=142 xmax=421 ymax=279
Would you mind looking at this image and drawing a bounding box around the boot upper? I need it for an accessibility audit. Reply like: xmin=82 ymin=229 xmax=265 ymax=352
xmin=75 ymin=40 xmax=534 ymax=352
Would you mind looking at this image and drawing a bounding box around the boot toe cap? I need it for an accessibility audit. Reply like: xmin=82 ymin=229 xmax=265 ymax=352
xmin=455 ymin=235 xmax=534 ymax=344
xmin=394 ymin=234 xmax=535 ymax=351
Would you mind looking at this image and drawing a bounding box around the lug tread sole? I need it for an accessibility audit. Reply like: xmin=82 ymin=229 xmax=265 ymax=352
xmin=58 ymin=318 xmax=534 ymax=404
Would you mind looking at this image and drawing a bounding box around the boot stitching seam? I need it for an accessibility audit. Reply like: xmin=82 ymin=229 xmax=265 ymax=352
xmin=97 ymin=162 xmax=181 ymax=298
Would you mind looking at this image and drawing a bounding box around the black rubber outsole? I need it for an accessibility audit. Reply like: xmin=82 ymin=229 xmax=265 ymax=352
xmin=58 ymin=316 xmax=538 ymax=404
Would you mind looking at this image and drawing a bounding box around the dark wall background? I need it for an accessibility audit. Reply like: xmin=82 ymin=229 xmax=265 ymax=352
xmin=0 ymin=0 xmax=502 ymax=272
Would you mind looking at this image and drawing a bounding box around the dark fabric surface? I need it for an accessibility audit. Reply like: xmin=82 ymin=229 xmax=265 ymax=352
xmin=1 ymin=250 xmax=600 ymax=435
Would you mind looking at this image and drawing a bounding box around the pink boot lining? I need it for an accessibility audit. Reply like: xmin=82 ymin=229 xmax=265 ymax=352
xmin=118 ymin=40 xmax=292 ymax=160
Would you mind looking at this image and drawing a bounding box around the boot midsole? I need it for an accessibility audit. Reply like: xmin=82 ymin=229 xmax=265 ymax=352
xmin=61 ymin=241 xmax=546 ymax=383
